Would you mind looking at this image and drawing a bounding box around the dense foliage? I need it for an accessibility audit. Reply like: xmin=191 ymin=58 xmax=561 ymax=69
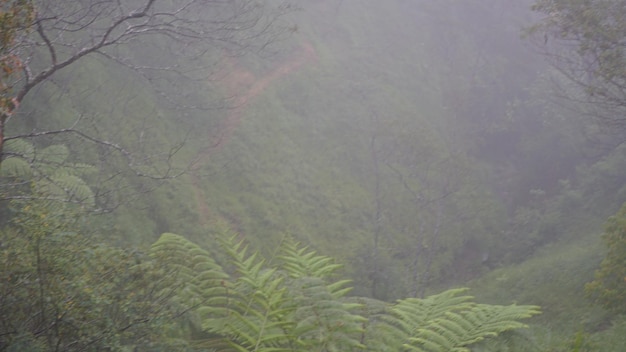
xmin=0 ymin=0 xmax=33 ymax=158
xmin=0 ymin=201 xmax=181 ymax=351
xmin=586 ymin=203 xmax=626 ymax=314
xmin=4 ymin=0 xmax=626 ymax=351
xmin=0 ymin=207 xmax=540 ymax=351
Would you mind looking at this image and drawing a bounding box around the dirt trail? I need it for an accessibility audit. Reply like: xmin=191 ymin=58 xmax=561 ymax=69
xmin=190 ymin=41 xmax=318 ymax=226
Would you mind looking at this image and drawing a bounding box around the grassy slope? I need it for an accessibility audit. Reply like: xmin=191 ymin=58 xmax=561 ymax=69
xmin=467 ymin=233 xmax=626 ymax=350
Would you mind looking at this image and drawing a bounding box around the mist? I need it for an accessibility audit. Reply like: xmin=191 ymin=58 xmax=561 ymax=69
xmin=1 ymin=0 xmax=625 ymax=350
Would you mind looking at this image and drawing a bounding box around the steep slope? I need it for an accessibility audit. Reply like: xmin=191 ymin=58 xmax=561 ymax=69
xmin=189 ymin=40 xmax=318 ymax=227
xmin=180 ymin=0 xmax=532 ymax=299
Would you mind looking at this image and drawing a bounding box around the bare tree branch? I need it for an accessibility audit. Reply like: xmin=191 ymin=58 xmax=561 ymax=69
xmin=528 ymin=0 xmax=626 ymax=143
xmin=0 ymin=0 xmax=294 ymax=210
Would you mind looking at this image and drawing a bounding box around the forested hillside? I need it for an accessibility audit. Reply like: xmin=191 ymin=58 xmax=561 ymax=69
xmin=2 ymin=0 xmax=626 ymax=350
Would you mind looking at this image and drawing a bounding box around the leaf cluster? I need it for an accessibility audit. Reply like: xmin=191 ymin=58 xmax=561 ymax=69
xmin=0 ymin=201 xmax=183 ymax=351
xmin=1 ymin=139 xmax=96 ymax=207
xmin=150 ymin=231 xmax=541 ymax=352
xmin=0 ymin=0 xmax=32 ymax=113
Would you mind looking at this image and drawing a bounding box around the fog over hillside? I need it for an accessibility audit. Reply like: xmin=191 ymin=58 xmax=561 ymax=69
xmin=2 ymin=0 xmax=626 ymax=350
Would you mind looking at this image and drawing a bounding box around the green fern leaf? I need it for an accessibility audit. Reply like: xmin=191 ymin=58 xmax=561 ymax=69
xmin=38 ymin=144 xmax=69 ymax=164
xmin=149 ymin=234 xmax=540 ymax=352
xmin=197 ymin=234 xmax=300 ymax=351
xmin=0 ymin=156 xmax=32 ymax=177
xmin=277 ymin=236 xmax=343 ymax=278
xmin=289 ymin=276 xmax=366 ymax=351
xmin=150 ymin=233 xmax=229 ymax=312
xmin=362 ymin=289 xmax=540 ymax=352
xmin=4 ymin=138 xmax=35 ymax=160
xmin=402 ymin=297 xmax=540 ymax=351
xmin=1 ymin=139 xmax=35 ymax=177
xmin=34 ymin=174 xmax=95 ymax=206
xmin=64 ymin=162 xmax=97 ymax=176
xmin=383 ymin=288 xmax=475 ymax=337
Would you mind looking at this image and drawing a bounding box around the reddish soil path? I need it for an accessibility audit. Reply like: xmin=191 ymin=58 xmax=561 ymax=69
xmin=190 ymin=41 xmax=318 ymax=226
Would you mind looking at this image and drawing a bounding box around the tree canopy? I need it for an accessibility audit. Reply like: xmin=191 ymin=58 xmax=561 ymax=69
xmin=0 ymin=0 xmax=292 ymax=209
xmin=529 ymin=0 xmax=626 ymax=141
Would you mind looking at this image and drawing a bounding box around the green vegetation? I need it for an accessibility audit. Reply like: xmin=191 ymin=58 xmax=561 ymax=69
xmin=529 ymin=0 xmax=626 ymax=138
xmin=0 ymin=0 xmax=33 ymax=161
xmin=3 ymin=0 xmax=626 ymax=350
xmin=1 ymin=210 xmax=540 ymax=350
xmin=0 ymin=201 xmax=181 ymax=350
xmin=586 ymin=203 xmax=626 ymax=314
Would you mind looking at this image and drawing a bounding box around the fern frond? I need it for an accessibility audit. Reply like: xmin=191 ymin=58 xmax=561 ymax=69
xmin=4 ymin=138 xmax=35 ymax=160
xmin=383 ymin=288 xmax=475 ymax=336
xmin=63 ymin=162 xmax=98 ymax=177
xmin=275 ymin=238 xmax=366 ymax=350
xmin=203 ymin=233 xmax=301 ymax=351
xmin=362 ymin=289 xmax=540 ymax=352
xmin=150 ymin=233 xmax=229 ymax=310
xmin=326 ymin=279 xmax=354 ymax=298
xmin=290 ymin=276 xmax=367 ymax=351
xmin=0 ymin=156 xmax=32 ymax=177
xmin=149 ymin=234 xmax=541 ymax=352
xmin=277 ymin=236 xmax=343 ymax=279
xmin=53 ymin=174 xmax=95 ymax=204
xmin=2 ymin=141 xmax=98 ymax=206
xmin=1 ymin=139 xmax=35 ymax=177
xmin=38 ymin=144 xmax=69 ymax=165
xmin=386 ymin=290 xmax=540 ymax=352
xmin=34 ymin=174 xmax=95 ymax=206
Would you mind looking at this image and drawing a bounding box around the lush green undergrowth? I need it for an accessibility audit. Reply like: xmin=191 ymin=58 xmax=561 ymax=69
xmin=5 ymin=0 xmax=626 ymax=349
xmin=467 ymin=235 xmax=625 ymax=351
